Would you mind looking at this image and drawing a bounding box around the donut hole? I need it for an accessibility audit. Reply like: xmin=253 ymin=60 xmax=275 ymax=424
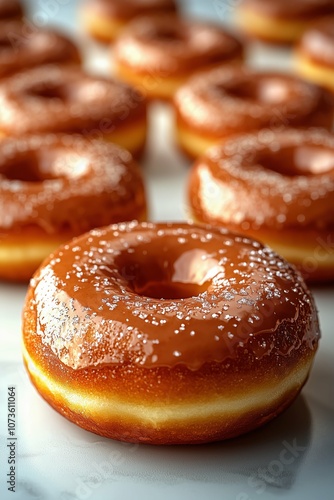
xmin=115 ymin=248 xmax=222 ymax=300
xmin=222 ymin=78 xmax=292 ymax=104
xmin=0 ymin=38 xmax=13 ymax=50
xmin=27 ymin=82 xmax=67 ymax=101
xmin=1 ymin=153 xmax=59 ymax=183
xmin=257 ymin=145 xmax=334 ymax=176
xmin=148 ymin=25 xmax=185 ymax=43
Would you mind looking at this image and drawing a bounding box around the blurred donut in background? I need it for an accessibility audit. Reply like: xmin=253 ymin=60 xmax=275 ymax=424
xmin=80 ymin=0 xmax=177 ymax=42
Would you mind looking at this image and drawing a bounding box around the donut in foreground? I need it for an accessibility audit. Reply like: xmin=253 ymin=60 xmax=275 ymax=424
xmin=22 ymin=221 xmax=320 ymax=444
xmin=0 ymin=136 xmax=147 ymax=281
xmin=188 ymin=129 xmax=334 ymax=282
xmin=174 ymin=67 xmax=334 ymax=158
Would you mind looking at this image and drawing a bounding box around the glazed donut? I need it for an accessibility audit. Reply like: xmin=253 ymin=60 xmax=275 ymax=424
xmin=0 ymin=65 xmax=147 ymax=157
xmin=0 ymin=136 xmax=146 ymax=282
xmin=113 ymin=16 xmax=244 ymax=100
xmin=22 ymin=221 xmax=320 ymax=444
xmin=0 ymin=0 xmax=23 ymax=20
xmin=174 ymin=67 xmax=334 ymax=158
xmin=235 ymin=0 xmax=334 ymax=44
xmin=295 ymin=18 xmax=334 ymax=93
xmin=188 ymin=129 xmax=334 ymax=282
xmin=80 ymin=0 xmax=177 ymax=42
xmin=0 ymin=22 xmax=81 ymax=79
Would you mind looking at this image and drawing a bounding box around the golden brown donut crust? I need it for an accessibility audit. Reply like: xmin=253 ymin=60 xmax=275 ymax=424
xmin=22 ymin=222 xmax=320 ymax=444
xmin=188 ymin=129 xmax=334 ymax=281
xmin=0 ymin=22 xmax=81 ymax=79
xmin=0 ymin=136 xmax=147 ymax=281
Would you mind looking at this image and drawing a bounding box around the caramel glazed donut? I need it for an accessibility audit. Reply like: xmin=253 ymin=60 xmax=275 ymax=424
xmin=0 ymin=21 xmax=81 ymax=79
xmin=0 ymin=0 xmax=23 ymax=21
xmin=22 ymin=221 xmax=320 ymax=445
xmin=0 ymin=136 xmax=146 ymax=282
xmin=113 ymin=15 xmax=244 ymax=100
xmin=235 ymin=0 xmax=334 ymax=44
xmin=174 ymin=66 xmax=334 ymax=158
xmin=0 ymin=65 xmax=147 ymax=157
xmin=188 ymin=129 xmax=334 ymax=283
xmin=295 ymin=18 xmax=334 ymax=93
xmin=80 ymin=0 xmax=177 ymax=42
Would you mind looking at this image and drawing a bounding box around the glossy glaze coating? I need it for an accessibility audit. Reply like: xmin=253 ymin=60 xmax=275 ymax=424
xmin=174 ymin=67 xmax=334 ymax=137
xmin=84 ymin=0 xmax=177 ymax=19
xmin=114 ymin=16 xmax=243 ymax=75
xmin=27 ymin=221 xmax=319 ymax=372
xmin=0 ymin=136 xmax=146 ymax=234
xmin=297 ymin=18 xmax=334 ymax=67
xmin=0 ymin=22 xmax=80 ymax=79
xmin=189 ymin=129 xmax=334 ymax=233
xmin=0 ymin=0 xmax=22 ymax=20
xmin=0 ymin=65 xmax=147 ymax=136
xmin=239 ymin=0 xmax=334 ymax=20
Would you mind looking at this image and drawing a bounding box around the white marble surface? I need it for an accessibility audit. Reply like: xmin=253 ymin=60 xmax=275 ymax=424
xmin=0 ymin=1 xmax=334 ymax=499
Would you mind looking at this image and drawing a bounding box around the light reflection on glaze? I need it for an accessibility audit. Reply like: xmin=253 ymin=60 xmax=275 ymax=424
xmin=189 ymin=129 xmax=334 ymax=231
xmin=114 ymin=16 xmax=243 ymax=75
xmin=0 ymin=135 xmax=146 ymax=233
xmin=29 ymin=222 xmax=320 ymax=370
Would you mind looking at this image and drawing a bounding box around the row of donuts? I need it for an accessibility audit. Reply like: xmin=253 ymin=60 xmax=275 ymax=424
xmin=0 ymin=1 xmax=151 ymax=282
xmin=0 ymin=0 xmax=333 ymax=285
xmin=80 ymin=0 xmax=334 ymax=95
xmin=2 ymin=0 xmax=325 ymax=445
xmin=80 ymin=0 xmax=333 ymax=283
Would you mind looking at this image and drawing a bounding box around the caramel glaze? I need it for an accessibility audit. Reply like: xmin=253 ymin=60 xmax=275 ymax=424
xmin=0 ymin=136 xmax=147 ymax=236
xmin=0 ymin=65 xmax=147 ymax=137
xmin=0 ymin=22 xmax=81 ymax=79
xmin=174 ymin=67 xmax=334 ymax=139
xmin=189 ymin=129 xmax=334 ymax=233
xmin=297 ymin=18 xmax=334 ymax=68
xmin=114 ymin=16 xmax=243 ymax=76
xmin=239 ymin=0 xmax=334 ymax=20
xmin=23 ymin=221 xmax=319 ymax=373
xmin=0 ymin=0 xmax=23 ymax=20
xmin=84 ymin=0 xmax=177 ymax=20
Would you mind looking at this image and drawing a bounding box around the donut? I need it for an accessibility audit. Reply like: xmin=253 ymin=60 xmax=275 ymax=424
xmin=80 ymin=0 xmax=177 ymax=42
xmin=295 ymin=18 xmax=334 ymax=93
xmin=174 ymin=67 xmax=334 ymax=158
xmin=0 ymin=22 xmax=81 ymax=79
xmin=22 ymin=221 xmax=320 ymax=445
xmin=0 ymin=0 xmax=23 ymax=20
xmin=113 ymin=16 xmax=244 ymax=100
xmin=235 ymin=0 xmax=334 ymax=44
xmin=0 ymin=65 xmax=147 ymax=157
xmin=188 ymin=129 xmax=334 ymax=283
xmin=0 ymin=136 xmax=147 ymax=282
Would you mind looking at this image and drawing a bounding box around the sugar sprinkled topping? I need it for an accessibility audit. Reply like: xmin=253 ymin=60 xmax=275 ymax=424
xmin=0 ymin=135 xmax=144 ymax=232
xmin=27 ymin=222 xmax=320 ymax=371
xmin=191 ymin=128 xmax=334 ymax=231
xmin=175 ymin=67 xmax=324 ymax=133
